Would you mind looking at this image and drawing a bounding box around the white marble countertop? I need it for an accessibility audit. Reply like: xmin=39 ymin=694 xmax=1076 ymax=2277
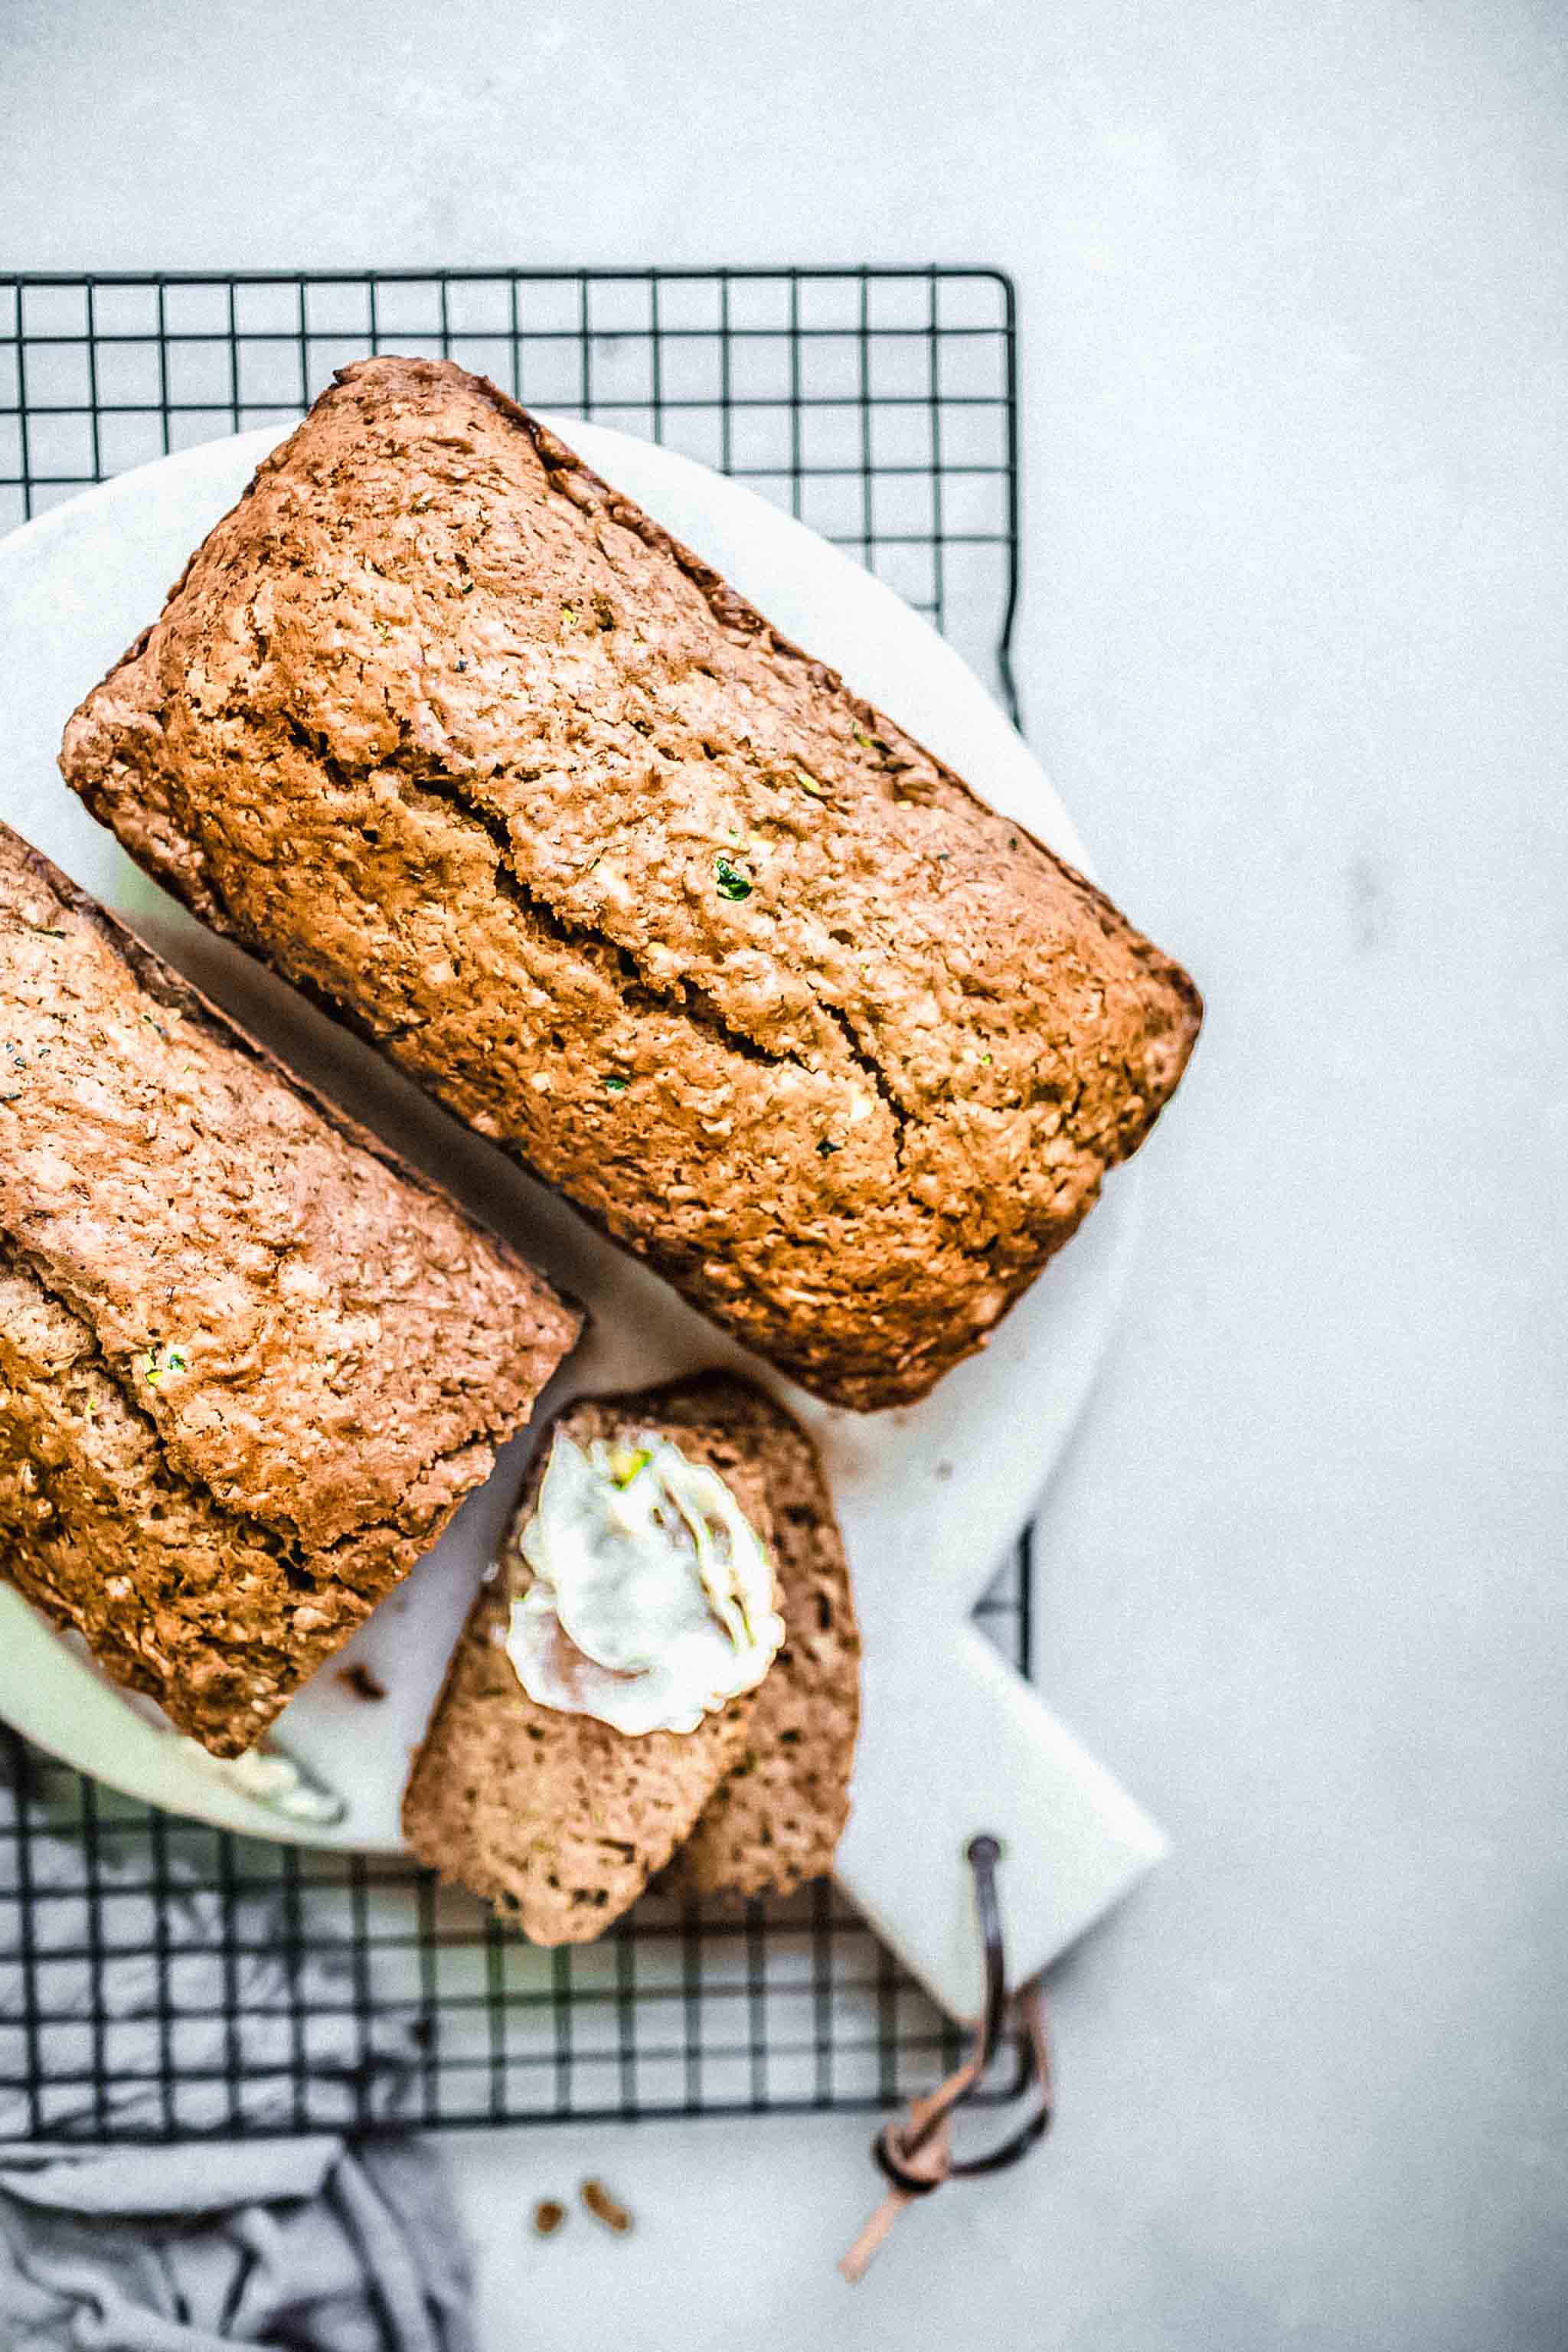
xmin=5 ymin=1 xmax=1565 ymax=2342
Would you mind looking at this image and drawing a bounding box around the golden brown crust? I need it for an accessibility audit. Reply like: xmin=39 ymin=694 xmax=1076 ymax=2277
xmin=0 ymin=822 xmax=582 ymax=1754
xmin=61 ymin=355 xmax=1201 ymax=1408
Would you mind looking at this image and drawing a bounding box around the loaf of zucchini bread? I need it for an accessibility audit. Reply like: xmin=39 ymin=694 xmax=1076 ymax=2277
xmin=62 ymin=356 xmax=1200 ymax=1409
xmin=0 ymin=822 xmax=581 ymax=1755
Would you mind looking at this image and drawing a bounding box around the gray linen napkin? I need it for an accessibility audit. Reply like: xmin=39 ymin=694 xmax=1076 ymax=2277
xmin=0 ymin=1759 xmax=477 ymax=2351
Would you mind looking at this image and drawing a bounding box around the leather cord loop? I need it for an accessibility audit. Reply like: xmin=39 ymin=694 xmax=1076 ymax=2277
xmin=840 ymin=1835 xmax=1053 ymax=2282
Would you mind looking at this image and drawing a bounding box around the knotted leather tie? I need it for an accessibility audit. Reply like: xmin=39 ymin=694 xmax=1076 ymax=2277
xmin=840 ymin=1837 xmax=1054 ymax=2282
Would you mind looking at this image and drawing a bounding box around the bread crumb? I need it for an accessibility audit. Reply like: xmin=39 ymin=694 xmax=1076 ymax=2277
xmin=580 ymin=2177 xmax=632 ymax=2234
xmin=532 ymin=2198 xmax=567 ymax=2237
xmin=337 ymin=1661 xmax=387 ymax=1701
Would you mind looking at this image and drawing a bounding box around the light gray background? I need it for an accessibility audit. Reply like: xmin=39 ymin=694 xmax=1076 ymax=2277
xmin=4 ymin=2 xmax=1565 ymax=2345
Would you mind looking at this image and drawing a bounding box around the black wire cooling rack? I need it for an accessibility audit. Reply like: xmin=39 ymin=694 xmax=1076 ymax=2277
xmin=0 ymin=266 xmax=1032 ymax=2139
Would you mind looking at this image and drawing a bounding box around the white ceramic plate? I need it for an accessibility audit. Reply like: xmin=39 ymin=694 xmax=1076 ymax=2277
xmin=0 ymin=419 xmax=1165 ymax=2015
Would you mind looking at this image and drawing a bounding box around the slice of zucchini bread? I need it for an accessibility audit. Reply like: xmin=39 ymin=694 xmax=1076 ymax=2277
xmin=402 ymin=1382 xmax=768 ymax=1942
xmin=403 ymin=1373 xmax=859 ymax=1939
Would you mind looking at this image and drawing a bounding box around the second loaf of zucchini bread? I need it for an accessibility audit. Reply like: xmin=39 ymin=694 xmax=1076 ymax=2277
xmin=0 ymin=821 xmax=580 ymax=1755
xmin=62 ymin=357 xmax=1200 ymax=1409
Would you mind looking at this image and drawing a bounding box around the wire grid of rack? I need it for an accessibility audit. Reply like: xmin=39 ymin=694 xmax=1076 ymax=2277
xmin=0 ymin=266 xmax=1031 ymax=2138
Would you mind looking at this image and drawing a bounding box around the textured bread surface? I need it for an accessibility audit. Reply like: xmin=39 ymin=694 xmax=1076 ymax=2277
xmin=665 ymin=1377 xmax=858 ymax=1899
xmin=61 ymin=355 xmax=1201 ymax=1410
xmin=401 ymin=1384 xmax=772 ymax=1942
xmin=0 ymin=823 xmax=581 ymax=1754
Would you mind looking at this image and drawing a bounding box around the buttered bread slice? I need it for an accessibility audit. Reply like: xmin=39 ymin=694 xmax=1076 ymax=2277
xmin=403 ymin=1375 xmax=859 ymax=1939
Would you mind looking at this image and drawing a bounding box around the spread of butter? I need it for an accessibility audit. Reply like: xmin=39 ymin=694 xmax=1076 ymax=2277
xmin=504 ymin=1430 xmax=785 ymax=1736
xmin=178 ymin=1737 xmax=346 ymax=1826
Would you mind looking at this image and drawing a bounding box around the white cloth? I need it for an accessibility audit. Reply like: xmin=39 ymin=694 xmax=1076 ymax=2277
xmin=0 ymin=1758 xmax=475 ymax=2350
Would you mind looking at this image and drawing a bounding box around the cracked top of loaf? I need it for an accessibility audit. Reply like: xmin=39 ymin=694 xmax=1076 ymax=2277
xmin=61 ymin=356 xmax=1200 ymax=1409
xmin=0 ymin=821 xmax=581 ymax=1753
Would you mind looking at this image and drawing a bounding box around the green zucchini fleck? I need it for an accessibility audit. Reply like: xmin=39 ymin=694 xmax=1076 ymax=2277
xmin=606 ymin=1444 xmax=652 ymax=1488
